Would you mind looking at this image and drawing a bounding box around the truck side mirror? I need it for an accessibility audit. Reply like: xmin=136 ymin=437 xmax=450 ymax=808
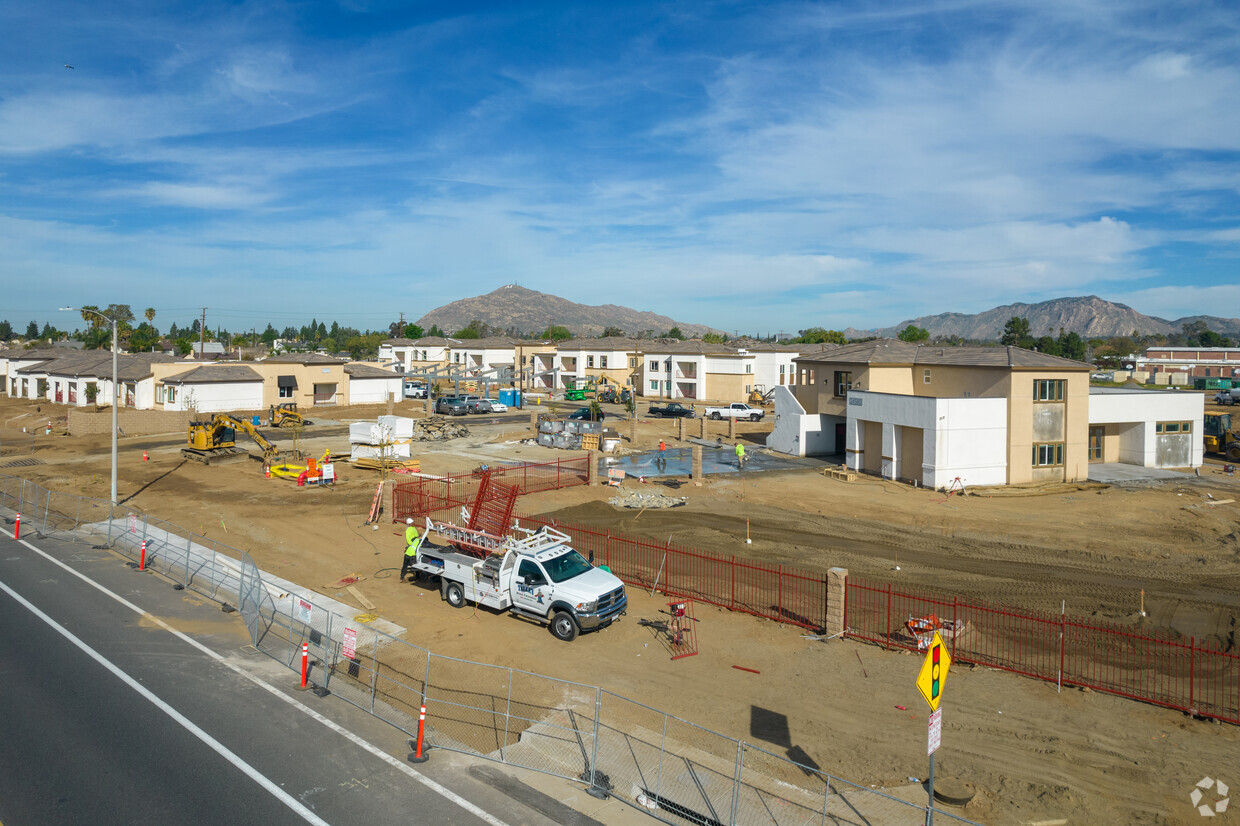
xmin=588 ymin=550 xmax=595 ymax=564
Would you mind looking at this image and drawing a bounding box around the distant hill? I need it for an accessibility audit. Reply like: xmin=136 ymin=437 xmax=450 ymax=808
xmin=416 ymin=285 xmax=717 ymax=338
xmin=864 ymin=296 xmax=1240 ymax=341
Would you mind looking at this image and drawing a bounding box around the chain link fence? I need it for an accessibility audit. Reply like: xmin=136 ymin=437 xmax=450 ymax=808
xmin=1 ymin=474 xmax=976 ymax=825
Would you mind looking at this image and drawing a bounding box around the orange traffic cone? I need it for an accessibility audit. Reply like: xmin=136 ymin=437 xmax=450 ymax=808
xmin=264 ymin=465 xmax=271 ymax=478
xmin=142 ymin=450 xmax=148 ymax=461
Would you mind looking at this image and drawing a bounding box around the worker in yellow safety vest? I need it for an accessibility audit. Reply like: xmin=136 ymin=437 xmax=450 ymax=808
xmin=734 ymin=442 xmax=746 ymax=470
xmin=401 ymin=518 xmax=420 ymax=581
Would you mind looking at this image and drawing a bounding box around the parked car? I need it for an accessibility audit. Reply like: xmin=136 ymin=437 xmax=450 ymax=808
xmin=465 ymin=397 xmax=493 ymax=414
xmin=403 ymin=382 xmax=427 ymax=399
xmin=436 ymin=396 xmax=468 ymax=416
xmin=488 ymin=400 xmax=508 ymax=413
xmin=647 ymin=402 xmax=695 ymax=419
xmin=568 ymin=406 xmax=606 ymax=422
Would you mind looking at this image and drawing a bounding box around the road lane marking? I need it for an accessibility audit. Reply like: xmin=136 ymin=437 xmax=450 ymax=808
xmin=1 ymin=527 xmax=513 ymax=826
xmin=0 ymin=576 xmax=331 ymax=826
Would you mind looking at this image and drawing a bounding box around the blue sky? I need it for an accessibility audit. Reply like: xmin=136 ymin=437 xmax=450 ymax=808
xmin=3 ymin=0 xmax=1239 ymax=336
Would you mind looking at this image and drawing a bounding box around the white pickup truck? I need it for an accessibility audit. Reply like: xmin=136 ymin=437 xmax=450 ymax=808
xmin=704 ymin=402 xmax=765 ymax=421
xmin=409 ymin=520 xmax=627 ymax=641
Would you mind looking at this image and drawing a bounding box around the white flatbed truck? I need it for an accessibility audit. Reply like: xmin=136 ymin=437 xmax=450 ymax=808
xmin=409 ymin=518 xmax=627 ymax=641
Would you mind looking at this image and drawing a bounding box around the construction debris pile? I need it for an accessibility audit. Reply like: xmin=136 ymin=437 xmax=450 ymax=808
xmin=608 ymin=491 xmax=687 ymax=509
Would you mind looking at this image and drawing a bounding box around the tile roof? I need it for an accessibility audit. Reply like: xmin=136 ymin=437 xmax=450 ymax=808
xmin=262 ymin=353 xmax=344 ymax=365
xmin=793 ymin=338 xmax=1090 ymax=369
xmin=161 ymin=365 xmax=264 ymax=384
xmin=343 ymin=364 xmax=402 ymax=379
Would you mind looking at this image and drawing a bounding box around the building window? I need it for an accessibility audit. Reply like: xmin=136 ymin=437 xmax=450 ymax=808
xmin=923 ymin=368 xmax=932 ymax=384
xmin=1033 ymin=379 xmax=1066 ymax=401
xmin=648 ymin=361 xmax=658 ymax=372
xmin=156 ymin=385 xmax=165 ymax=403
xmin=629 ymin=357 xmax=636 ymax=368
xmin=279 ymin=385 xmax=294 ymax=399
xmin=1032 ymin=443 xmax=1064 ymax=467
xmin=834 ymin=371 xmax=852 ymax=398
xmin=779 ymin=365 xmax=786 ymax=376
xmin=649 ymin=380 xmax=659 ymax=392
xmin=745 ymin=364 xmax=752 ymax=374
xmin=167 ymin=386 xmax=177 ymax=403
xmin=601 ymin=356 xmax=608 ymax=369
xmin=1155 ymin=421 xmax=1192 ymax=434
xmin=587 ymin=355 xmax=595 ymax=368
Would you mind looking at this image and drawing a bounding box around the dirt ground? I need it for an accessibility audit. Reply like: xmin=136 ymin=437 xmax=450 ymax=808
xmin=3 ymin=394 xmax=1239 ymax=824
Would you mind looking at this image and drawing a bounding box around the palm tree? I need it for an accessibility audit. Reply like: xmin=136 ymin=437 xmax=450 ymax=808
xmin=145 ymin=307 xmax=156 ymax=324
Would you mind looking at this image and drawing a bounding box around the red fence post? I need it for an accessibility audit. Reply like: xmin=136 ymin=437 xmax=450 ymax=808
xmin=731 ymin=555 xmax=737 ymax=611
xmin=885 ymin=583 xmax=892 ymax=651
xmin=1059 ymin=608 xmax=1066 ymax=692
xmin=777 ymin=564 xmax=783 ymax=623
xmin=1189 ymin=636 xmax=1196 ymax=714
xmin=952 ymin=596 xmax=958 ymax=660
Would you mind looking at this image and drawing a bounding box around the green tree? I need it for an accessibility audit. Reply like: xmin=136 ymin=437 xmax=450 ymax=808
xmin=600 ymin=326 xmax=624 ymax=338
xmin=1000 ymin=316 xmax=1032 ymax=348
xmin=702 ymin=332 xmax=728 ymax=344
xmin=1057 ymin=331 xmax=1086 ymax=361
xmin=144 ymin=307 xmax=156 ymax=324
xmin=40 ymin=322 xmax=56 ymax=339
xmin=25 ymin=321 xmax=38 ymax=339
xmin=403 ymin=323 xmax=425 ymax=339
xmin=794 ymin=327 xmax=847 ymax=344
xmin=664 ymin=327 xmax=685 ymax=340
xmin=541 ymin=325 xmax=573 ymax=341
xmin=454 ymin=320 xmax=485 ymax=339
xmin=0 ymin=320 xmax=11 ymax=341
xmin=1032 ymin=336 xmax=1060 ymax=356
xmin=261 ymin=324 xmax=278 ymax=345
xmin=897 ymin=325 xmax=930 ymax=342
xmin=104 ymin=304 xmax=135 ymax=324
xmin=129 ymin=322 xmax=160 ymax=352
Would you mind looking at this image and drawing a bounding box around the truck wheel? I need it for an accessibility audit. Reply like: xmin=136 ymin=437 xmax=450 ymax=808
xmin=711 ymin=412 xmax=722 ymax=420
xmin=1228 ymin=444 xmax=1240 ymax=461
xmin=445 ymin=582 xmax=465 ymax=608
xmin=750 ymin=414 xmax=761 ymax=422
xmin=550 ymin=611 xmax=579 ymax=642
xmin=652 ymin=411 xmax=662 ymax=418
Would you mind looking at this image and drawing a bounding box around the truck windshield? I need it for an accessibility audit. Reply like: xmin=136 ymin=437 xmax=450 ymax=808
xmin=543 ymin=550 xmax=592 ymax=583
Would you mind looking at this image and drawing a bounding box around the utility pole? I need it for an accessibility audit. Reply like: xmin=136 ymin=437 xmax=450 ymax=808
xmin=199 ymin=307 xmax=207 ymax=360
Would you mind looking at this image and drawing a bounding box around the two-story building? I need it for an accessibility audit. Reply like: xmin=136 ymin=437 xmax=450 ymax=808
xmin=378 ymin=337 xmax=455 ymax=373
xmin=1135 ymin=347 xmax=1240 ymax=382
xmin=772 ymin=340 xmax=1201 ymax=486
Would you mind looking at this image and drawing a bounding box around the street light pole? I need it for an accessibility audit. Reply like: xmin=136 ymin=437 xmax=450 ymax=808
xmin=62 ymin=307 xmax=118 ymax=506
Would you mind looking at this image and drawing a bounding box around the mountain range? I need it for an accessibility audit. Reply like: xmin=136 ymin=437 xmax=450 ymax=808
xmin=847 ymin=296 xmax=1240 ymax=341
xmin=415 ymin=287 xmax=1239 ymax=343
xmin=416 ymin=285 xmax=717 ymax=338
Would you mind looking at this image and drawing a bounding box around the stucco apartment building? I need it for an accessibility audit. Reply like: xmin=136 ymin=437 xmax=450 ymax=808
xmin=773 ymin=340 xmax=1201 ymax=487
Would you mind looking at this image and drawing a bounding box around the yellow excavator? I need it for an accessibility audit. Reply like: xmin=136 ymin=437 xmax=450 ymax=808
xmin=183 ymin=414 xmax=280 ymax=466
xmin=1204 ymin=412 xmax=1240 ymax=460
xmin=747 ymin=385 xmax=775 ymax=407
xmin=269 ymin=402 xmax=311 ymax=428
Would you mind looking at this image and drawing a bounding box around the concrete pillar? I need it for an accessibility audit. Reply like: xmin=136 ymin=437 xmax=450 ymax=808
xmin=386 ymin=392 xmax=394 ymax=417
xmin=692 ymin=444 xmax=703 ymax=481
xmin=728 ymin=416 xmax=736 ymax=440
xmin=699 ymin=416 xmax=706 ymax=439
xmin=590 ymin=454 xmax=601 ymax=486
xmin=847 ymin=419 xmax=863 ymax=473
xmin=629 ymin=414 xmax=637 ymax=444
xmin=677 ymin=417 xmax=684 ymax=441
xmin=825 ymin=567 xmax=848 ymax=637
xmin=882 ymin=422 xmax=897 ymax=480
xmin=424 ymin=395 xmax=432 ymax=416
xmin=530 ymin=410 xmax=539 ymax=436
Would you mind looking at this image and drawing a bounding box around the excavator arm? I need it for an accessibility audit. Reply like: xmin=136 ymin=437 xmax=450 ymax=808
xmin=213 ymin=414 xmax=280 ymax=462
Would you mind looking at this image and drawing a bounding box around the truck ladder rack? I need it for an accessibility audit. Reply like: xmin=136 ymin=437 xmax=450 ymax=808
xmin=426 ymin=517 xmax=572 ymax=558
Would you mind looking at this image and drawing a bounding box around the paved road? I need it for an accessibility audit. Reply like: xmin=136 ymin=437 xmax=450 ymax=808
xmin=0 ymin=528 xmax=535 ymax=826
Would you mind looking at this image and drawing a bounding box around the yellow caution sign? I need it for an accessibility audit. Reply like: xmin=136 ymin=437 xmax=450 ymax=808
xmin=916 ymin=631 xmax=951 ymax=712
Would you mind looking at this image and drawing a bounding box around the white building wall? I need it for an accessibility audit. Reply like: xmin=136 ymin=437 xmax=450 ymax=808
xmin=165 ymin=382 xmax=263 ymax=413
xmin=349 ymin=377 xmax=403 ymax=405
xmin=844 ymin=392 xmax=1008 ymax=488
xmin=1088 ymin=390 xmax=1204 ymax=467
xmin=768 ymin=386 xmax=836 ymax=457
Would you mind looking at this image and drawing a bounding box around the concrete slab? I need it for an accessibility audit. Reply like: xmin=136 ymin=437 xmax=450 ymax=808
xmin=1086 ymin=463 xmax=1195 ymax=483
xmin=601 ymin=446 xmax=822 ymax=479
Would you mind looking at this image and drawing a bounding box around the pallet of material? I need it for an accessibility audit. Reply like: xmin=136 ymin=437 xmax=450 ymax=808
xmin=820 ymin=466 xmax=856 ymax=482
xmin=350 ymin=457 xmax=421 ymax=471
xmin=581 ymin=433 xmax=600 ymax=451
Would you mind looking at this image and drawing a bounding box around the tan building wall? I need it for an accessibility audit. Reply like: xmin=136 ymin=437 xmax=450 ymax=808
xmin=702 ymin=372 xmax=747 ymax=403
xmin=150 ymin=361 xmax=351 ymax=410
xmin=69 ymin=408 xmax=194 ymax=437
xmin=1004 ymin=371 xmax=1090 ymax=484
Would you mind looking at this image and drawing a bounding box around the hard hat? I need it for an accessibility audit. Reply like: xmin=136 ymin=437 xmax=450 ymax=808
xmin=406 ymin=518 xmax=414 ymax=525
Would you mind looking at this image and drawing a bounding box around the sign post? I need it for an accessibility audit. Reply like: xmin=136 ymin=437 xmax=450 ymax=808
xmin=916 ymin=631 xmax=952 ymax=826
